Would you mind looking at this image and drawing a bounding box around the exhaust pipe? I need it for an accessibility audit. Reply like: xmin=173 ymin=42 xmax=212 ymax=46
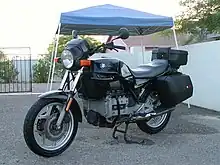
xmin=131 ymin=107 xmax=175 ymax=121
xmin=151 ymin=107 xmax=175 ymax=117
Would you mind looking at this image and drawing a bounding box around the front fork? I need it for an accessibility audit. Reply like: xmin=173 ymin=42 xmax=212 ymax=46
xmin=56 ymin=68 xmax=83 ymax=128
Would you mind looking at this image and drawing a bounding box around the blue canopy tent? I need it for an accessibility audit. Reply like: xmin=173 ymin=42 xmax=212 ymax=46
xmin=56 ymin=4 xmax=174 ymax=36
xmin=49 ymin=4 xmax=179 ymax=87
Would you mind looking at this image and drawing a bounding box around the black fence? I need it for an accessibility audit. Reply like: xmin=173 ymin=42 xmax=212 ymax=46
xmin=0 ymin=47 xmax=32 ymax=93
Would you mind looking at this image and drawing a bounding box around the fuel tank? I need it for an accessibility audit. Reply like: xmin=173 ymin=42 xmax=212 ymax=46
xmin=78 ymin=57 xmax=133 ymax=100
xmin=90 ymin=57 xmax=124 ymax=75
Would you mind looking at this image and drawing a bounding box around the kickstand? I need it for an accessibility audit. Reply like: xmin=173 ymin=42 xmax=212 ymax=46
xmin=112 ymin=122 xmax=145 ymax=144
xmin=112 ymin=122 xmax=122 ymax=140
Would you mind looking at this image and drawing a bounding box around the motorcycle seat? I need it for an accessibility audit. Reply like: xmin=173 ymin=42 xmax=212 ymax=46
xmin=130 ymin=59 xmax=168 ymax=79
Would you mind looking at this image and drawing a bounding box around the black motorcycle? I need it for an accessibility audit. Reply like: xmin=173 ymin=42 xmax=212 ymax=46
xmin=23 ymin=28 xmax=193 ymax=157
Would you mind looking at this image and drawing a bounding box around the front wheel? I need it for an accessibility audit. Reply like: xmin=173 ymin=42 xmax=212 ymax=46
xmin=23 ymin=98 xmax=78 ymax=157
xmin=136 ymin=112 xmax=171 ymax=134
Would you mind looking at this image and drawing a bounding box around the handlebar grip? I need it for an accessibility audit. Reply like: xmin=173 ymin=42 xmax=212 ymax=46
xmin=114 ymin=45 xmax=126 ymax=50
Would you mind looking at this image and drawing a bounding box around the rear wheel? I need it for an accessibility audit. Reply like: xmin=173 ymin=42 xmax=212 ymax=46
xmin=136 ymin=112 xmax=171 ymax=134
xmin=23 ymin=98 xmax=78 ymax=157
xmin=136 ymin=91 xmax=172 ymax=134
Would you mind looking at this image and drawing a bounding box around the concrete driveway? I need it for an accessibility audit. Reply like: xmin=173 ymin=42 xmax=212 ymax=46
xmin=0 ymin=94 xmax=220 ymax=165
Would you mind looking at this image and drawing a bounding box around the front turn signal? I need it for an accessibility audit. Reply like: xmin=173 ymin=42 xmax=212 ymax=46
xmin=54 ymin=57 xmax=61 ymax=63
xmin=80 ymin=60 xmax=91 ymax=67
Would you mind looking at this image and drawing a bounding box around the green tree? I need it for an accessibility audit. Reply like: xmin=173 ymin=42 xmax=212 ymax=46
xmin=32 ymin=57 xmax=51 ymax=83
xmin=177 ymin=0 xmax=220 ymax=35
xmin=158 ymin=0 xmax=220 ymax=45
xmin=0 ymin=51 xmax=19 ymax=83
xmin=0 ymin=50 xmax=4 ymax=60
xmin=80 ymin=35 xmax=104 ymax=53
xmin=33 ymin=35 xmax=103 ymax=83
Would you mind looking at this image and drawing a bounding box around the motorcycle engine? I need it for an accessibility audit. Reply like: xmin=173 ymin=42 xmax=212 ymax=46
xmin=81 ymin=81 xmax=137 ymax=127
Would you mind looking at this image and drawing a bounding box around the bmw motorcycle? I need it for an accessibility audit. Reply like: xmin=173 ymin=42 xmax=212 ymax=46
xmin=23 ymin=28 xmax=193 ymax=157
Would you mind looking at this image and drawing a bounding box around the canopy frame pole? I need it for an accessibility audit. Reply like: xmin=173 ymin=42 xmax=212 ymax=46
xmin=172 ymin=26 xmax=179 ymax=49
xmin=47 ymin=36 xmax=57 ymax=91
xmin=50 ymin=23 xmax=61 ymax=91
xmin=134 ymin=28 xmax=145 ymax=64
xmin=172 ymin=20 xmax=191 ymax=109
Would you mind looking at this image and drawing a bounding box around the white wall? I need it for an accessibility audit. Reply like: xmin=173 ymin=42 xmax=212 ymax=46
xmin=178 ymin=41 xmax=220 ymax=111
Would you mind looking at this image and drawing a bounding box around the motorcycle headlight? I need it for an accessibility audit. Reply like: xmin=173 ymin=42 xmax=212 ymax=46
xmin=61 ymin=50 xmax=74 ymax=69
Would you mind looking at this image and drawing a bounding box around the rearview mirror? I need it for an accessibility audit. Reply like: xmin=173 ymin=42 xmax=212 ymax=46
xmin=72 ymin=30 xmax=78 ymax=39
xmin=118 ymin=28 xmax=130 ymax=40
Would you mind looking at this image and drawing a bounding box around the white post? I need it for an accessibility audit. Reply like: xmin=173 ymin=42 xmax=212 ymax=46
xmin=172 ymin=27 xmax=179 ymax=49
xmin=172 ymin=20 xmax=191 ymax=109
xmin=141 ymin=35 xmax=144 ymax=64
xmin=50 ymin=23 xmax=61 ymax=91
xmin=47 ymin=36 xmax=56 ymax=91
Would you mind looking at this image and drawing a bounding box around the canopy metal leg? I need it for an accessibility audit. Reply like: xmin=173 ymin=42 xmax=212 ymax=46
xmin=49 ymin=23 xmax=61 ymax=91
xmin=47 ymin=37 xmax=56 ymax=91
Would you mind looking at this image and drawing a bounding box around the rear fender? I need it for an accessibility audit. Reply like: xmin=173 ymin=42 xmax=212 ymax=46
xmin=38 ymin=90 xmax=82 ymax=122
xmin=138 ymin=82 xmax=154 ymax=103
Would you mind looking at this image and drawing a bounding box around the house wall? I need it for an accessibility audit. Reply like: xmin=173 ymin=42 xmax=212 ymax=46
xmin=124 ymin=32 xmax=191 ymax=48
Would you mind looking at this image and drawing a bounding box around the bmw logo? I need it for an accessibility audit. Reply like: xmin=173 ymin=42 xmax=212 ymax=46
xmin=100 ymin=63 xmax=106 ymax=69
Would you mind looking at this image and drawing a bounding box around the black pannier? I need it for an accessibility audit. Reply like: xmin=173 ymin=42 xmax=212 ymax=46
xmin=154 ymin=73 xmax=193 ymax=108
xmin=151 ymin=47 xmax=188 ymax=68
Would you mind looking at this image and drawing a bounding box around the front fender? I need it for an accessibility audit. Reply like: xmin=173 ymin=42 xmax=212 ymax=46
xmin=38 ymin=90 xmax=82 ymax=122
xmin=38 ymin=90 xmax=68 ymax=100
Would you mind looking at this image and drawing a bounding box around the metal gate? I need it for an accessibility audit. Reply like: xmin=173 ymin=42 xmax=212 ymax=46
xmin=0 ymin=47 xmax=32 ymax=93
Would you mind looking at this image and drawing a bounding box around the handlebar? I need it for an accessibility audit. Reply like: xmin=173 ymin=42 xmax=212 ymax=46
xmin=113 ymin=45 xmax=126 ymax=50
xmin=89 ymin=42 xmax=126 ymax=55
xmin=104 ymin=42 xmax=126 ymax=51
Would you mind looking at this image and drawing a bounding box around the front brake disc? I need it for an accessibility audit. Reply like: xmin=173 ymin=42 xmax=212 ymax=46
xmin=44 ymin=114 xmax=66 ymax=141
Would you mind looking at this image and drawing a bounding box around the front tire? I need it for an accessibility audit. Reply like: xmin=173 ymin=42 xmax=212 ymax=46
xmin=136 ymin=112 xmax=171 ymax=134
xmin=23 ymin=98 xmax=78 ymax=157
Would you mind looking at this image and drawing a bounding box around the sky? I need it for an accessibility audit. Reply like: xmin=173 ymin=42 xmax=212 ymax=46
xmin=0 ymin=0 xmax=182 ymax=57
